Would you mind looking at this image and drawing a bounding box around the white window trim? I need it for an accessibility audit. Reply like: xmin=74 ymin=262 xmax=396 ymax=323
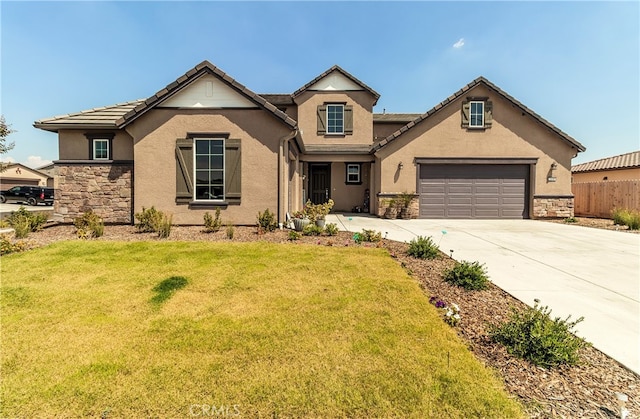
xmin=93 ymin=139 xmax=109 ymax=160
xmin=469 ymin=101 xmax=484 ymax=128
xmin=193 ymin=138 xmax=225 ymax=202
xmin=326 ymin=104 xmax=345 ymax=135
xmin=346 ymin=163 xmax=361 ymax=183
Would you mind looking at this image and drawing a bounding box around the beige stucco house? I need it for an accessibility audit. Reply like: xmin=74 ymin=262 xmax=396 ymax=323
xmin=572 ymin=151 xmax=640 ymax=182
xmin=34 ymin=60 xmax=585 ymax=224
xmin=0 ymin=163 xmax=53 ymax=190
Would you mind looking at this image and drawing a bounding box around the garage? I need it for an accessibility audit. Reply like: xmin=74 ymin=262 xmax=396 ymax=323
xmin=419 ymin=164 xmax=530 ymax=219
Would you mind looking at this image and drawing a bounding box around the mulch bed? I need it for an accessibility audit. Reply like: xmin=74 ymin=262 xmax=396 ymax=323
xmin=6 ymin=224 xmax=640 ymax=418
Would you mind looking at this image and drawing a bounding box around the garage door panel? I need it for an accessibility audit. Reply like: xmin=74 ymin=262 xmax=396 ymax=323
xmin=419 ymin=164 xmax=529 ymax=219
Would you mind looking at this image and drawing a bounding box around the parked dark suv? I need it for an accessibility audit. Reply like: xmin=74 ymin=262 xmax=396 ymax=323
xmin=0 ymin=186 xmax=54 ymax=206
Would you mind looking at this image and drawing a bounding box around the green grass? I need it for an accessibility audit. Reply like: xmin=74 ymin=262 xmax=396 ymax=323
xmin=1 ymin=241 xmax=523 ymax=418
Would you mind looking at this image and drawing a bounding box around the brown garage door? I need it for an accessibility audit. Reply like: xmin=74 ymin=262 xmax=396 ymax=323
xmin=1 ymin=179 xmax=40 ymax=191
xmin=419 ymin=164 xmax=529 ymax=219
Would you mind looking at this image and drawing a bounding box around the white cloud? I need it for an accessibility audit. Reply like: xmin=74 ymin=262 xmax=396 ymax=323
xmin=453 ymin=38 xmax=465 ymax=49
xmin=1 ymin=156 xmax=16 ymax=164
xmin=25 ymin=156 xmax=52 ymax=169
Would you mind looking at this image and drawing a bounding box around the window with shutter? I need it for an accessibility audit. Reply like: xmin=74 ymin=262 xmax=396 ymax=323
xmin=461 ymin=99 xmax=493 ymax=129
xmin=317 ymin=103 xmax=353 ymax=136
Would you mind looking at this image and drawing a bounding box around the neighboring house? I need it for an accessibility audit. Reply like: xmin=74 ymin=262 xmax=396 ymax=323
xmin=0 ymin=163 xmax=52 ymax=190
xmin=34 ymin=60 xmax=585 ymax=224
xmin=572 ymin=151 xmax=640 ymax=182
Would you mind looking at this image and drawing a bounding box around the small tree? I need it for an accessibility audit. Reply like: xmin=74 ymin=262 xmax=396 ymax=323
xmin=0 ymin=116 xmax=16 ymax=172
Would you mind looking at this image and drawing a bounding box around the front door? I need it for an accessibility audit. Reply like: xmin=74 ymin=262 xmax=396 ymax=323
xmin=309 ymin=164 xmax=331 ymax=204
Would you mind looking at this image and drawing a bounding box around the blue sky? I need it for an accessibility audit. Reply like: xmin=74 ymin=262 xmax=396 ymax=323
xmin=1 ymin=1 xmax=638 ymax=168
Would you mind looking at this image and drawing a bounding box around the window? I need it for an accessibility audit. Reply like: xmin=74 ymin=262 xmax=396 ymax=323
xmin=327 ymin=104 xmax=344 ymax=134
xmin=317 ymin=104 xmax=353 ymax=135
xmin=345 ymin=163 xmax=361 ymax=184
xmin=194 ymin=138 xmax=225 ymax=200
xmin=461 ymin=99 xmax=493 ymax=129
xmin=93 ymin=139 xmax=109 ymax=160
xmin=469 ymin=101 xmax=484 ymax=127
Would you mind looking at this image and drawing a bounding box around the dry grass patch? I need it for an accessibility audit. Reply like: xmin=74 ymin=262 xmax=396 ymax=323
xmin=1 ymin=241 xmax=523 ymax=417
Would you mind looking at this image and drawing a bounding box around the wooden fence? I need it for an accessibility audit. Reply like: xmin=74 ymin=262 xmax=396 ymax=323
xmin=572 ymin=180 xmax=640 ymax=218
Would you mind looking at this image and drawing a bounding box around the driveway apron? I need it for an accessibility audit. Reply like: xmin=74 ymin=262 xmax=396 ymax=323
xmin=327 ymin=214 xmax=640 ymax=375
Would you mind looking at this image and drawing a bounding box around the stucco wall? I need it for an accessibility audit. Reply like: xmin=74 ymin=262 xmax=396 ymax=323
xmin=58 ymin=130 xmax=134 ymax=160
xmin=572 ymin=168 xmax=640 ymax=182
xmin=126 ymin=108 xmax=293 ymax=225
xmin=374 ymin=84 xmax=579 ymax=198
xmin=295 ymin=91 xmax=375 ymax=147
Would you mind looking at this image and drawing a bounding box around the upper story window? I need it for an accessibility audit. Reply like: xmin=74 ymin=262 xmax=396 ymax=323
xmin=93 ymin=139 xmax=109 ymax=160
xmin=327 ymin=104 xmax=344 ymax=134
xmin=469 ymin=101 xmax=484 ymax=128
xmin=461 ymin=98 xmax=493 ymax=129
xmin=194 ymin=138 xmax=225 ymax=201
xmin=86 ymin=133 xmax=114 ymax=160
xmin=317 ymin=104 xmax=353 ymax=136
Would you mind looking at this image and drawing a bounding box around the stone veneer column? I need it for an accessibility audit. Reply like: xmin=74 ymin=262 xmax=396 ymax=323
xmin=54 ymin=162 xmax=133 ymax=223
xmin=532 ymin=196 xmax=575 ymax=218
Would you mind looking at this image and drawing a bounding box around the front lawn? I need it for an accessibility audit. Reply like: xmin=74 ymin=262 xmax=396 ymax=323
xmin=1 ymin=241 xmax=522 ymax=417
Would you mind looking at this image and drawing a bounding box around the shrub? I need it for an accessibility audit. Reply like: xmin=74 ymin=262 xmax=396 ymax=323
xmin=288 ymin=230 xmax=301 ymax=241
xmin=324 ymin=223 xmax=339 ymax=236
xmin=360 ymin=229 xmax=382 ymax=242
xmin=564 ymin=216 xmax=577 ymax=223
xmin=203 ymin=208 xmax=222 ymax=233
xmin=257 ymin=208 xmax=277 ymax=232
xmin=156 ymin=213 xmax=173 ymax=239
xmin=7 ymin=207 xmax=48 ymax=239
xmin=443 ymin=260 xmax=490 ymax=290
xmin=407 ymin=236 xmax=439 ymax=260
xmin=612 ymin=208 xmax=640 ymax=230
xmin=225 ymin=224 xmax=235 ymax=240
xmin=302 ymin=223 xmax=323 ymax=236
xmin=0 ymin=234 xmax=28 ymax=255
xmin=135 ymin=206 xmax=163 ymax=233
xmin=73 ymin=210 xmax=104 ymax=239
xmin=489 ymin=301 xmax=589 ymax=368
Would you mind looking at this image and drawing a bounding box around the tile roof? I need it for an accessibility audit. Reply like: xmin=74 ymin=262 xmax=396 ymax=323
xmin=34 ymin=61 xmax=297 ymax=132
xmin=373 ymin=113 xmax=422 ymax=123
xmin=34 ymin=100 xmax=145 ymax=132
xmin=260 ymin=94 xmax=294 ymax=106
xmin=292 ymin=65 xmax=380 ymax=104
xmin=572 ymin=150 xmax=640 ymax=173
xmin=372 ymin=76 xmax=586 ymax=153
xmin=302 ymin=144 xmax=371 ymax=155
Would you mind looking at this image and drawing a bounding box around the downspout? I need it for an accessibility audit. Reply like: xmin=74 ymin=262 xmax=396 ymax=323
xmin=278 ymin=129 xmax=299 ymax=224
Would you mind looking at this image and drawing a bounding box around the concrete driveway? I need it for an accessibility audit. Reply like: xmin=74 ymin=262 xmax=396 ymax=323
xmin=326 ymin=214 xmax=640 ymax=375
xmin=0 ymin=202 xmax=53 ymax=220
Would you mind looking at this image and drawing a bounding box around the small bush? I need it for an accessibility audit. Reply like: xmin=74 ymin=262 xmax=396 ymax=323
xmin=0 ymin=234 xmax=28 ymax=255
xmin=203 ymin=208 xmax=222 ymax=233
xmin=489 ymin=301 xmax=589 ymax=368
xmin=7 ymin=207 xmax=49 ymax=238
xmin=257 ymin=208 xmax=277 ymax=233
xmin=288 ymin=230 xmax=301 ymax=241
xmin=225 ymin=224 xmax=235 ymax=240
xmin=443 ymin=260 xmax=490 ymax=290
xmin=135 ymin=206 xmax=163 ymax=233
xmin=360 ymin=229 xmax=382 ymax=242
xmin=407 ymin=236 xmax=439 ymax=260
xmin=0 ymin=219 xmax=9 ymax=228
xmin=73 ymin=210 xmax=104 ymax=239
xmin=302 ymin=223 xmax=323 ymax=236
xmin=10 ymin=215 xmax=32 ymax=239
xmin=564 ymin=216 xmax=577 ymax=223
xmin=324 ymin=223 xmax=339 ymax=236
xmin=156 ymin=213 xmax=173 ymax=239
xmin=611 ymin=208 xmax=640 ymax=230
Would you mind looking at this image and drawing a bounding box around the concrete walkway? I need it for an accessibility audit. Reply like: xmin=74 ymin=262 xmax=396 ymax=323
xmin=326 ymin=214 xmax=640 ymax=375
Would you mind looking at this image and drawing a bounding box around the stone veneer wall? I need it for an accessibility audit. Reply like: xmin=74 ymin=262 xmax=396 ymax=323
xmin=55 ymin=163 xmax=133 ymax=223
xmin=532 ymin=196 xmax=574 ymax=218
xmin=376 ymin=195 xmax=419 ymax=218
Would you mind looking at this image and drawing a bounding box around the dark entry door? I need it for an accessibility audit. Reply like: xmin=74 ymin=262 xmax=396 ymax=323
xmin=309 ymin=164 xmax=331 ymax=204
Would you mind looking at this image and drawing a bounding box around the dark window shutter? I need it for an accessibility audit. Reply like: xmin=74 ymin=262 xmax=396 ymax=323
xmin=484 ymin=101 xmax=493 ymax=128
xmin=461 ymin=101 xmax=470 ymax=128
xmin=317 ymin=105 xmax=327 ymax=135
xmin=344 ymin=105 xmax=353 ymax=135
xmin=225 ymin=139 xmax=241 ymax=205
xmin=175 ymin=138 xmax=193 ymax=204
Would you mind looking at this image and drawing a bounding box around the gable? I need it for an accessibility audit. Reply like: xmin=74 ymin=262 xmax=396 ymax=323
xmin=307 ymin=71 xmax=364 ymax=92
xmin=159 ymin=75 xmax=258 ymax=108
